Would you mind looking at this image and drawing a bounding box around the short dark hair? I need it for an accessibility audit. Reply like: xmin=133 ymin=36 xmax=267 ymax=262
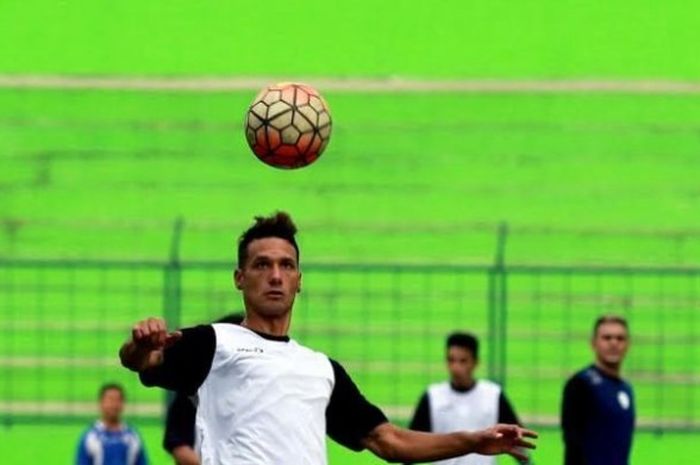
xmin=99 ymin=383 xmax=125 ymax=400
xmin=237 ymin=212 xmax=299 ymax=268
xmin=593 ymin=315 xmax=629 ymax=337
xmin=446 ymin=332 xmax=479 ymax=359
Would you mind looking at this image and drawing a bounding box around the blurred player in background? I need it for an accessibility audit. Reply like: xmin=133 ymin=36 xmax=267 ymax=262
xmin=162 ymin=313 xmax=245 ymax=465
xmin=561 ymin=315 xmax=635 ymax=465
xmin=406 ymin=332 xmax=530 ymax=465
xmin=76 ymin=383 xmax=148 ymax=465
xmin=120 ymin=212 xmax=536 ymax=464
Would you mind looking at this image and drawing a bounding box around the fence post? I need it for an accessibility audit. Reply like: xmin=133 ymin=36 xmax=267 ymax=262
xmin=488 ymin=222 xmax=509 ymax=387
xmin=162 ymin=217 xmax=184 ymax=412
xmin=163 ymin=217 xmax=184 ymax=329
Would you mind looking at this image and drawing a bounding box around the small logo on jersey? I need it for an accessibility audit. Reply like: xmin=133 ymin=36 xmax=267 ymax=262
xmin=618 ymin=391 xmax=631 ymax=410
xmin=237 ymin=347 xmax=264 ymax=353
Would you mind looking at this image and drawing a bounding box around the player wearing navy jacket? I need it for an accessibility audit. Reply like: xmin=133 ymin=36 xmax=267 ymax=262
xmin=561 ymin=315 xmax=635 ymax=465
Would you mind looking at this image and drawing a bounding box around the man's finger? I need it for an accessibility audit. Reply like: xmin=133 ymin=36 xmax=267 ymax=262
xmin=515 ymin=439 xmax=537 ymax=450
xmin=520 ymin=429 xmax=538 ymax=439
xmin=133 ymin=321 xmax=151 ymax=340
xmin=508 ymin=448 xmax=529 ymax=461
xmin=139 ymin=322 xmax=151 ymax=338
xmin=164 ymin=331 xmax=183 ymax=348
xmin=148 ymin=318 xmax=163 ymax=335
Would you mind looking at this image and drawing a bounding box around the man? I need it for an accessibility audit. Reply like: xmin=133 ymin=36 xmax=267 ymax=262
xmin=76 ymin=383 xmax=148 ymax=465
xmin=163 ymin=313 xmax=245 ymax=465
xmin=406 ymin=332 xmax=528 ymax=465
xmin=561 ymin=315 xmax=635 ymax=465
xmin=120 ymin=212 xmax=536 ymax=464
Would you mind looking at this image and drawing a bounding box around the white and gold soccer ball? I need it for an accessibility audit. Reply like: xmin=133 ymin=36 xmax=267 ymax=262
xmin=245 ymin=82 xmax=332 ymax=169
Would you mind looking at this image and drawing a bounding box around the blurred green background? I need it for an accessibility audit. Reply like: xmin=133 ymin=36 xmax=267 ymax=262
xmin=1 ymin=1 xmax=699 ymax=464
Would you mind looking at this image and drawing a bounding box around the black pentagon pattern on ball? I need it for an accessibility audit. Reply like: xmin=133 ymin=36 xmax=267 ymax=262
xmin=244 ymin=83 xmax=332 ymax=168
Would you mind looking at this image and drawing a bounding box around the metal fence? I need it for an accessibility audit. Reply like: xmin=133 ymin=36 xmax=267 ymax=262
xmin=1 ymin=257 xmax=698 ymax=431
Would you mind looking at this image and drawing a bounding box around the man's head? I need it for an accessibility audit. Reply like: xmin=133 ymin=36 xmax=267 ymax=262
xmin=98 ymin=383 xmax=125 ymax=425
xmin=234 ymin=212 xmax=302 ymax=318
xmin=592 ymin=315 xmax=630 ymax=371
xmin=445 ymin=332 xmax=479 ymax=388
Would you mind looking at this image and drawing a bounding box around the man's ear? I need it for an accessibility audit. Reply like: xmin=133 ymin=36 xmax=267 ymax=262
xmin=234 ymin=268 xmax=243 ymax=290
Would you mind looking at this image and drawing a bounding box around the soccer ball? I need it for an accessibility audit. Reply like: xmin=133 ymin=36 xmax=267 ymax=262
xmin=244 ymin=83 xmax=332 ymax=169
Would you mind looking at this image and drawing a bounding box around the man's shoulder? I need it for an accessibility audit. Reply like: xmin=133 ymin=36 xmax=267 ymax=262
xmin=78 ymin=422 xmax=100 ymax=441
xmin=563 ymin=366 xmax=598 ymax=396
xmin=568 ymin=365 xmax=600 ymax=384
xmin=476 ymin=379 xmax=502 ymax=394
xmin=289 ymin=339 xmax=335 ymax=364
xmin=426 ymin=381 xmax=451 ymax=398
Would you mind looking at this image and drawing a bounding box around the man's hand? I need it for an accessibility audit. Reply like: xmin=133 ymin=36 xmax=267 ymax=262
xmin=471 ymin=424 xmax=537 ymax=461
xmin=119 ymin=317 xmax=182 ymax=372
xmin=171 ymin=445 xmax=200 ymax=465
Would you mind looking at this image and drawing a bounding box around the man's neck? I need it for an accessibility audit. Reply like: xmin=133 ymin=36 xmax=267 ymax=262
xmin=450 ymin=379 xmax=476 ymax=392
xmin=242 ymin=313 xmax=291 ymax=337
xmin=101 ymin=419 xmax=122 ymax=431
xmin=595 ymin=360 xmax=621 ymax=378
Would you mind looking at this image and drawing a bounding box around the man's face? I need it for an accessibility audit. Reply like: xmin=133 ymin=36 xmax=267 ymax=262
xmin=235 ymin=237 xmax=301 ymax=317
xmin=99 ymin=389 xmax=124 ymax=424
xmin=592 ymin=322 xmax=629 ymax=367
xmin=446 ymin=346 xmax=477 ymax=387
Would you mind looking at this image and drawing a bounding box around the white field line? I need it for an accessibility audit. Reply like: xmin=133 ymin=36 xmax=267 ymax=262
xmin=1 ymin=75 xmax=700 ymax=94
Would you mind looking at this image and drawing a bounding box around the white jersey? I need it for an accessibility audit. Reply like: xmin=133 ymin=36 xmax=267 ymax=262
xmin=416 ymin=380 xmax=507 ymax=465
xmin=139 ymin=323 xmax=386 ymax=465
xmin=197 ymin=324 xmax=333 ymax=465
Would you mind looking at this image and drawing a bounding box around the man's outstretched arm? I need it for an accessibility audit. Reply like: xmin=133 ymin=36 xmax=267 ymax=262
xmin=119 ymin=317 xmax=215 ymax=394
xmin=362 ymin=422 xmax=537 ymax=463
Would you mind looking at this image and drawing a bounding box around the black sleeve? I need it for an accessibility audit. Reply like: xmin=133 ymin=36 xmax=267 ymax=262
xmin=407 ymin=392 xmax=431 ymax=432
xmin=163 ymin=392 xmax=197 ymax=452
xmin=561 ymin=376 xmax=589 ymax=465
xmin=497 ymin=391 xmax=521 ymax=425
xmin=326 ymin=359 xmax=389 ymax=451
xmin=139 ymin=325 xmax=216 ymax=394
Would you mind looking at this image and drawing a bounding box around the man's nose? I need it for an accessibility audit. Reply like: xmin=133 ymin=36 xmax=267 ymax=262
xmin=269 ymin=264 xmax=282 ymax=282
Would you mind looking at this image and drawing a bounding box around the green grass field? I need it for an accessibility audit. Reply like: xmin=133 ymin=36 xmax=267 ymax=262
xmin=2 ymin=1 xmax=700 ymax=463
xmin=1 ymin=425 xmax=698 ymax=464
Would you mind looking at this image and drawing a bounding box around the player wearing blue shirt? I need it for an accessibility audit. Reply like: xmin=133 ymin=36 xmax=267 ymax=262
xmin=76 ymin=383 xmax=148 ymax=465
xmin=561 ymin=315 xmax=635 ymax=465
